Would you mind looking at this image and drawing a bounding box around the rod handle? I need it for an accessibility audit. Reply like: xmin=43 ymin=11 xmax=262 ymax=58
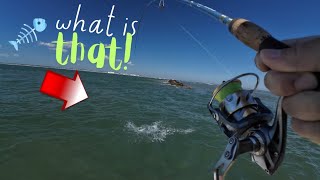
xmin=229 ymin=18 xmax=320 ymax=90
xmin=228 ymin=18 xmax=289 ymax=51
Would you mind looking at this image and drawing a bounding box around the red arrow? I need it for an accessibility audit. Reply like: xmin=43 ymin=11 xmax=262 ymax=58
xmin=40 ymin=70 xmax=88 ymax=110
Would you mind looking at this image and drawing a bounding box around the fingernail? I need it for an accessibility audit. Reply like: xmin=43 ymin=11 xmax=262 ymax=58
xmin=294 ymin=73 xmax=318 ymax=91
xmin=261 ymin=49 xmax=282 ymax=60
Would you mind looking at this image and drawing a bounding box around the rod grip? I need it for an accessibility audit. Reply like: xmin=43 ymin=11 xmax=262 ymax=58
xmin=259 ymin=36 xmax=289 ymax=50
xmin=229 ymin=18 xmax=274 ymax=51
xmin=229 ymin=18 xmax=320 ymax=90
xmin=229 ymin=18 xmax=290 ymax=51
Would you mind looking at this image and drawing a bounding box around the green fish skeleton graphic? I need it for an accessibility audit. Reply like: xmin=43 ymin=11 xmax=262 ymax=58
xmin=9 ymin=18 xmax=47 ymax=51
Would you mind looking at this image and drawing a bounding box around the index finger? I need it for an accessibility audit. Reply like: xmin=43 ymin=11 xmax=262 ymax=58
xmin=255 ymin=36 xmax=320 ymax=72
xmin=282 ymin=36 xmax=320 ymax=46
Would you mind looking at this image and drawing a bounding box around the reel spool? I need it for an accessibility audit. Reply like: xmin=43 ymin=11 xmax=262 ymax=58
xmin=208 ymin=73 xmax=287 ymax=180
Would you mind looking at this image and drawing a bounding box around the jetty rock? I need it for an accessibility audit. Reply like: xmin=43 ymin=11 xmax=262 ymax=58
xmin=168 ymin=79 xmax=192 ymax=89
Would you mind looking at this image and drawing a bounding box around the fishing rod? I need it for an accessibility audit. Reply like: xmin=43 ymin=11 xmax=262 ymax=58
xmin=173 ymin=1 xmax=291 ymax=179
xmin=177 ymin=0 xmax=289 ymax=51
xmin=157 ymin=1 xmax=318 ymax=179
xmin=164 ymin=0 xmax=293 ymax=179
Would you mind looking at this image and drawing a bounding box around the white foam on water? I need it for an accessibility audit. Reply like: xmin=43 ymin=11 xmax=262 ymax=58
xmin=161 ymin=81 xmax=171 ymax=86
xmin=126 ymin=121 xmax=194 ymax=142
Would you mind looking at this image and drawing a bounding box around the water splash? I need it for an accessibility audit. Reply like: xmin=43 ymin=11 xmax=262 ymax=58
xmin=126 ymin=121 xmax=194 ymax=142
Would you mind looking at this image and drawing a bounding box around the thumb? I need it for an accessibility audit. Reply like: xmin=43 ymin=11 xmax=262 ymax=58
xmin=259 ymin=36 xmax=320 ymax=72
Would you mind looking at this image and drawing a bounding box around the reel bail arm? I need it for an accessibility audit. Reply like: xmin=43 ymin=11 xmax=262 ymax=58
xmin=208 ymin=73 xmax=287 ymax=180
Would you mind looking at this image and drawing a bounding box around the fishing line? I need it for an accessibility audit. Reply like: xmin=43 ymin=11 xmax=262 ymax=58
xmin=126 ymin=0 xmax=234 ymax=79
xmin=157 ymin=1 xmax=234 ymax=77
xmin=131 ymin=0 xmax=157 ymax=58
xmin=147 ymin=0 xmax=157 ymax=6
xmin=303 ymin=144 xmax=320 ymax=174
xmin=175 ymin=1 xmax=256 ymax=87
xmin=178 ymin=25 xmax=233 ymax=77
xmin=169 ymin=1 xmax=254 ymax=89
xmin=104 ymin=0 xmax=156 ymax=61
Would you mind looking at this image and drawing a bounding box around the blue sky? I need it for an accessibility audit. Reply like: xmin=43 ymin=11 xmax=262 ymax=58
xmin=0 ymin=0 xmax=319 ymax=89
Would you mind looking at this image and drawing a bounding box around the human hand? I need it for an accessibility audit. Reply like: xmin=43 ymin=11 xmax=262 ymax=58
xmin=254 ymin=36 xmax=320 ymax=144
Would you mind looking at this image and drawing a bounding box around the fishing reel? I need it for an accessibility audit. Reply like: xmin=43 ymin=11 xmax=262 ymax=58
xmin=208 ymin=73 xmax=287 ymax=180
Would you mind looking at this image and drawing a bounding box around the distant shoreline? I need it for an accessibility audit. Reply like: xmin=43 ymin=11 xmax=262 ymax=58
xmin=0 ymin=62 xmax=210 ymax=85
xmin=0 ymin=62 xmax=142 ymax=77
xmin=0 ymin=62 xmax=268 ymax=92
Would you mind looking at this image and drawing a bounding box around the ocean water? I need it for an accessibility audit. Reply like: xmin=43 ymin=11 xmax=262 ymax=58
xmin=0 ymin=64 xmax=319 ymax=180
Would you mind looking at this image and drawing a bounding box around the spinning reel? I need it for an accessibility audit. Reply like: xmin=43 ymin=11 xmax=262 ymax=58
xmin=208 ymin=73 xmax=287 ymax=180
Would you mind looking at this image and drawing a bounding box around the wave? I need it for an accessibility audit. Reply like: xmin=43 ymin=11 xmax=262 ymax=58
xmin=126 ymin=121 xmax=194 ymax=142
